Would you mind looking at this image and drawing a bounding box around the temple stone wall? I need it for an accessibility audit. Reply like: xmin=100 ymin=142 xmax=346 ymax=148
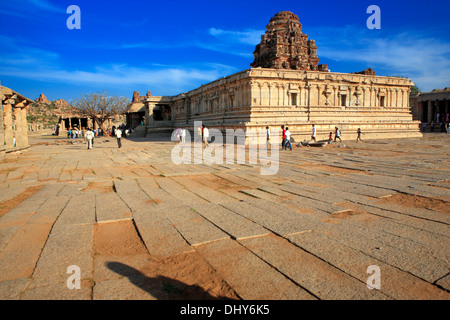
xmin=141 ymin=11 xmax=421 ymax=142
xmin=144 ymin=68 xmax=421 ymax=142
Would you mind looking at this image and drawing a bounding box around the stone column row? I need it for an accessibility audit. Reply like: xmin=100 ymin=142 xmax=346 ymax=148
xmin=249 ymin=82 xmax=411 ymax=108
xmin=1 ymin=98 xmax=31 ymax=149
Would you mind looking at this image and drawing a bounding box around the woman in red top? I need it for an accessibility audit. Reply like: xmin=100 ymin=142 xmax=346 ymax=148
xmin=281 ymin=125 xmax=286 ymax=150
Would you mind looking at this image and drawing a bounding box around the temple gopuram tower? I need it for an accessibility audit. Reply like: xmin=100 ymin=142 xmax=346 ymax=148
xmin=251 ymin=11 xmax=325 ymax=71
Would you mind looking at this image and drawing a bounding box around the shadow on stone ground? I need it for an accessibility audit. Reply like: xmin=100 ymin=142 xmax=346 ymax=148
xmin=107 ymin=261 xmax=238 ymax=300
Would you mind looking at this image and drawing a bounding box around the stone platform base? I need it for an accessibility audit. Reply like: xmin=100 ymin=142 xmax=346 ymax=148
xmin=129 ymin=125 xmax=147 ymax=138
xmin=166 ymin=121 xmax=422 ymax=145
xmin=146 ymin=127 xmax=175 ymax=138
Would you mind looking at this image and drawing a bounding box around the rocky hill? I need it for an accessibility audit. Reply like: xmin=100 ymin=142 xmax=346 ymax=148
xmin=27 ymin=94 xmax=72 ymax=129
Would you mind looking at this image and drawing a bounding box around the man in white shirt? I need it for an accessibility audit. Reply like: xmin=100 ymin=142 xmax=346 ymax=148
xmin=203 ymin=126 xmax=209 ymax=147
xmin=284 ymin=127 xmax=292 ymax=151
xmin=334 ymin=127 xmax=342 ymax=142
xmin=116 ymin=128 xmax=123 ymax=148
xmin=181 ymin=128 xmax=186 ymax=144
xmin=311 ymin=124 xmax=317 ymax=142
xmin=266 ymin=126 xmax=271 ymax=148
xmin=85 ymin=128 xmax=94 ymax=150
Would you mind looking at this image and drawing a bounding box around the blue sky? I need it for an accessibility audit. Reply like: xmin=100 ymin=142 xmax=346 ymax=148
xmin=0 ymin=0 xmax=449 ymax=101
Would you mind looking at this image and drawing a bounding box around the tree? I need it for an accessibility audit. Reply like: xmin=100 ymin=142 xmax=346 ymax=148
xmin=70 ymin=92 xmax=129 ymax=130
xmin=410 ymin=85 xmax=421 ymax=96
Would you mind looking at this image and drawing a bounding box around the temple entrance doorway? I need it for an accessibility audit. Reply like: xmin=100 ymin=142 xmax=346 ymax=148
xmin=153 ymin=106 xmax=164 ymax=121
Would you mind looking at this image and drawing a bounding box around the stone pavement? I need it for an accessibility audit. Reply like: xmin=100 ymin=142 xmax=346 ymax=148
xmin=0 ymin=133 xmax=449 ymax=300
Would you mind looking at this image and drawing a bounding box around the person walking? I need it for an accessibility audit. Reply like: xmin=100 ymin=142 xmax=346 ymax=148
xmin=203 ymin=126 xmax=210 ymax=147
xmin=175 ymin=127 xmax=181 ymax=143
xmin=311 ymin=124 xmax=317 ymax=142
xmin=284 ymin=127 xmax=293 ymax=151
xmin=116 ymin=128 xmax=123 ymax=148
xmin=85 ymin=128 xmax=94 ymax=150
xmin=181 ymin=128 xmax=186 ymax=144
xmin=334 ymin=127 xmax=342 ymax=142
xmin=356 ymin=128 xmax=364 ymax=143
xmin=266 ymin=126 xmax=271 ymax=148
xmin=281 ymin=125 xmax=286 ymax=150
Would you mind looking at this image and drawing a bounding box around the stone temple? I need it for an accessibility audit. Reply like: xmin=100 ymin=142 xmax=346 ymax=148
xmin=126 ymin=11 xmax=421 ymax=141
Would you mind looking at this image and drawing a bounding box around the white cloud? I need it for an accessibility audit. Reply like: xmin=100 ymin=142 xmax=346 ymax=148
xmin=205 ymin=24 xmax=450 ymax=91
xmin=28 ymin=0 xmax=61 ymax=12
xmin=189 ymin=27 xmax=266 ymax=57
xmin=0 ymin=0 xmax=62 ymax=15
xmin=0 ymin=37 xmax=239 ymax=96
xmin=208 ymin=28 xmax=264 ymax=45
xmin=0 ymin=34 xmax=241 ymax=96
xmin=194 ymin=41 xmax=253 ymax=58
xmin=0 ymin=63 xmax=239 ymax=95
xmin=308 ymin=26 xmax=450 ymax=91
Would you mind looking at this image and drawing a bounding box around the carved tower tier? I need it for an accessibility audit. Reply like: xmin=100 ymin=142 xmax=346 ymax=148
xmin=251 ymin=11 xmax=323 ymax=71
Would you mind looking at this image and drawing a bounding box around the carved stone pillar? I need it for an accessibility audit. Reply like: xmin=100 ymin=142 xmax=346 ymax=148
xmin=13 ymin=106 xmax=23 ymax=148
xmin=386 ymin=89 xmax=390 ymax=108
xmin=267 ymin=83 xmax=272 ymax=106
xmin=316 ymin=84 xmax=321 ymax=106
xmin=395 ymin=89 xmax=400 ymax=108
xmin=354 ymin=86 xmax=362 ymax=106
xmin=3 ymin=100 xmax=14 ymax=148
xmin=427 ymin=100 xmax=433 ymax=123
xmin=348 ymin=86 xmax=353 ymax=107
xmin=280 ymin=84 xmax=287 ymax=106
xmin=0 ymin=102 xmax=4 ymax=148
xmin=435 ymin=100 xmax=439 ymax=122
xmin=400 ymin=90 xmax=404 ymax=108
xmin=306 ymin=84 xmax=311 ymax=121
xmin=333 ymin=86 xmax=338 ymax=107
xmin=249 ymin=81 xmax=258 ymax=107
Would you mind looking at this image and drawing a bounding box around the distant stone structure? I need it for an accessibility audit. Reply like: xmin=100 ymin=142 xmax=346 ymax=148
xmin=126 ymin=91 xmax=147 ymax=130
xmin=1 ymin=85 xmax=34 ymax=156
xmin=410 ymin=87 xmax=450 ymax=128
xmin=353 ymin=68 xmax=376 ymax=76
xmin=132 ymin=91 xmax=141 ymax=103
xmin=28 ymin=94 xmax=125 ymax=135
xmin=132 ymin=11 xmax=421 ymax=141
